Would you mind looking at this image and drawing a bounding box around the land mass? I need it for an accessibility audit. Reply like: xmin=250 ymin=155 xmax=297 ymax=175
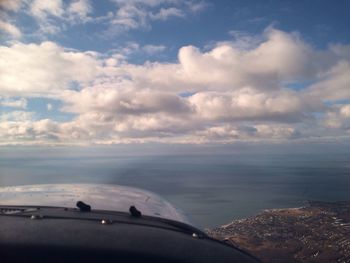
xmin=207 ymin=201 xmax=350 ymax=263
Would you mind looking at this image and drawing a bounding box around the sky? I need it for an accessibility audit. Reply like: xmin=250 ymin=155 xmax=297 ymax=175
xmin=1 ymin=0 xmax=350 ymax=146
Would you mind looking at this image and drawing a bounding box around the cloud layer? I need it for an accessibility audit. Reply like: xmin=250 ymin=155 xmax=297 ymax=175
xmin=1 ymin=28 xmax=350 ymax=145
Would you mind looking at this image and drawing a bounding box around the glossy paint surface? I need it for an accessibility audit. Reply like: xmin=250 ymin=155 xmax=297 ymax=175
xmin=0 ymin=184 xmax=190 ymax=224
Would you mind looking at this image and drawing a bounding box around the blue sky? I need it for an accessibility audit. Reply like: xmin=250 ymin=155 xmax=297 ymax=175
xmin=1 ymin=0 xmax=350 ymax=145
xmin=15 ymin=3 xmax=350 ymax=46
xmin=5 ymin=1 xmax=350 ymax=55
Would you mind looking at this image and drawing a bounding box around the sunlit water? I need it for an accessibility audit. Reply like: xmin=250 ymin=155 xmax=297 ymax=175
xmin=1 ymin=146 xmax=350 ymax=228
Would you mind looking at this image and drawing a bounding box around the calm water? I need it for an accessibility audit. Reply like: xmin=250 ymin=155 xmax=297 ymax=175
xmin=1 ymin=146 xmax=350 ymax=228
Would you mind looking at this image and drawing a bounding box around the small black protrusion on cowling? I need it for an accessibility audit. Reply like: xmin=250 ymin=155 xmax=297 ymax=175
xmin=76 ymin=201 xmax=91 ymax=212
xmin=129 ymin=205 xmax=142 ymax=218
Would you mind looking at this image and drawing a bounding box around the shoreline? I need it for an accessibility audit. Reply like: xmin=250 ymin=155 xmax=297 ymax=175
xmin=208 ymin=201 xmax=350 ymax=263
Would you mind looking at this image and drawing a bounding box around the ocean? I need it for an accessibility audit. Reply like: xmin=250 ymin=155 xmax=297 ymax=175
xmin=1 ymin=144 xmax=350 ymax=228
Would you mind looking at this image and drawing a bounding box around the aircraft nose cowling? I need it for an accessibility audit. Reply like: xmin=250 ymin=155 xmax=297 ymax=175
xmin=0 ymin=184 xmax=191 ymax=225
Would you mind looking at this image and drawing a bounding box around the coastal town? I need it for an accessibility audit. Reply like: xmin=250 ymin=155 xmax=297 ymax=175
xmin=208 ymin=201 xmax=350 ymax=263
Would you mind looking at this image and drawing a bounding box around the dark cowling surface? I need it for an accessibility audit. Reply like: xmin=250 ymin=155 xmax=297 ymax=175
xmin=0 ymin=206 xmax=260 ymax=263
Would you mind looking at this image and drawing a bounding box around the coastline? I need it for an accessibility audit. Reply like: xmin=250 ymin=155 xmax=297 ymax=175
xmin=208 ymin=201 xmax=350 ymax=263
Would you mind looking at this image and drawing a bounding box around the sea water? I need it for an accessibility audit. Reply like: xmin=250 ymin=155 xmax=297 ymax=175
xmin=1 ymin=144 xmax=350 ymax=228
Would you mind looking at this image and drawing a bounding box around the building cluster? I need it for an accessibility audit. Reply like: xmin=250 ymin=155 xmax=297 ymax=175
xmin=208 ymin=202 xmax=350 ymax=263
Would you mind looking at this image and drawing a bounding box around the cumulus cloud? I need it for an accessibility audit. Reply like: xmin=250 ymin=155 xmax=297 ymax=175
xmin=188 ymin=89 xmax=321 ymax=122
xmin=92 ymin=29 xmax=321 ymax=94
xmin=0 ymin=118 xmax=61 ymax=144
xmin=67 ymin=0 xmax=92 ymax=22
xmin=324 ymin=104 xmax=350 ymax=131
xmin=176 ymin=29 xmax=315 ymax=90
xmin=93 ymin=29 xmax=347 ymax=96
xmin=0 ymin=0 xmax=22 ymax=38
xmin=28 ymin=0 xmax=93 ymax=22
xmin=0 ymin=111 xmax=33 ymax=122
xmin=306 ymin=61 xmax=350 ymax=101
xmin=30 ymin=0 xmax=64 ymax=19
xmin=0 ymin=41 xmax=100 ymax=96
xmin=0 ymin=0 xmax=22 ymax=11
xmin=62 ymin=87 xmax=192 ymax=115
xmin=0 ymin=20 xmax=21 ymax=38
xmin=1 ymin=28 xmax=350 ymax=145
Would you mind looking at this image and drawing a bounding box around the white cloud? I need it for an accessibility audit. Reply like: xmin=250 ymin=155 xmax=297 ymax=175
xmin=93 ymin=29 xmax=333 ymax=95
xmin=106 ymin=0 xmax=206 ymax=34
xmin=187 ymin=1 xmax=207 ymax=13
xmin=188 ymin=88 xmax=320 ymax=122
xmin=196 ymin=124 xmax=300 ymax=142
xmin=324 ymin=104 xmax=350 ymax=130
xmin=67 ymin=0 xmax=92 ymax=22
xmin=307 ymin=60 xmax=350 ymax=101
xmin=0 ymin=0 xmax=202 ymax=38
xmin=0 ymin=98 xmax=27 ymax=109
xmin=1 ymin=28 xmax=350 ymax=145
xmin=111 ymin=4 xmax=148 ymax=30
xmin=142 ymin=44 xmax=166 ymax=55
xmin=111 ymin=42 xmax=166 ymax=57
xmin=150 ymin=7 xmax=184 ymax=20
xmin=30 ymin=0 xmax=64 ymax=19
xmin=61 ymin=87 xmax=191 ymax=115
xmin=0 ymin=41 xmax=100 ymax=96
xmin=340 ymin=105 xmax=350 ymax=118
xmin=175 ymin=29 xmax=315 ymax=90
xmin=0 ymin=0 xmax=22 ymax=11
xmin=0 ymin=118 xmax=61 ymax=144
xmin=94 ymin=29 xmax=320 ymax=94
xmin=0 ymin=111 xmax=33 ymax=122
xmin=1 ymin=0 xmax=93 ymax=37
xmin=0 ymin=20 xmax=21 ymax=38
xmin=46 ymin=103 xmax=53 ymax=111
xmin=0 ymin=0 xmax=22 ymax=39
